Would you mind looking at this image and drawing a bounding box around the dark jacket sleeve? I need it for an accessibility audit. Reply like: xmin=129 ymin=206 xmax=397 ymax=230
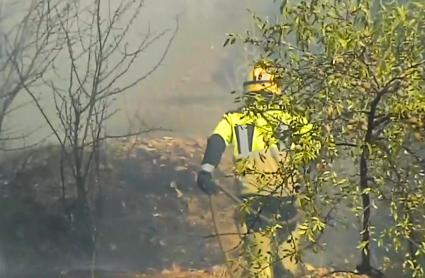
xmin=201 ymin=134 xmax=226 ymax=168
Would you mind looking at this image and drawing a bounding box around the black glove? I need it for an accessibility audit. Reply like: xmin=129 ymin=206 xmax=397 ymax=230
xmin=197 ymin=170 xmax=218 ymax=195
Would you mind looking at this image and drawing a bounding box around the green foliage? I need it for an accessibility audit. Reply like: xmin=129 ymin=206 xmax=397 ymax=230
xmin=228 ymin=0 xmax=425 ymax=275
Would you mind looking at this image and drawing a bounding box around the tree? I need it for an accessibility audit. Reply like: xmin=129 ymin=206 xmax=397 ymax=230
xmin=227 ymin=0 xmax=425 ymax=276
xmin=17 ymin=0 xmax=177 ymax=256
xmin=0 ymin=0 xmax=63 ymax=147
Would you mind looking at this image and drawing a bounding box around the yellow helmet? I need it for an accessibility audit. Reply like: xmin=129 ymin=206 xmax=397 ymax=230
xmin=243 ymin=61 xmax=281 ymax=95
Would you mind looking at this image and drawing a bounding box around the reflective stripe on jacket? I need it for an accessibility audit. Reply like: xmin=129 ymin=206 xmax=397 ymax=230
xmin=211 ymin=109 xmax=313 ymax=196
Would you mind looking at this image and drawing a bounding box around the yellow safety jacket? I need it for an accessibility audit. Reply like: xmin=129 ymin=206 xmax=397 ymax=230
xmin=212 ymin=108 xmax=314 ymax=196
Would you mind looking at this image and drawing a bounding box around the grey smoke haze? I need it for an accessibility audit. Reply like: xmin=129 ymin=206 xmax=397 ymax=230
xmin=4 ymin=0 xmax=280 ymax=142
xmin=105 ymin=0 xmax=280 ymax=136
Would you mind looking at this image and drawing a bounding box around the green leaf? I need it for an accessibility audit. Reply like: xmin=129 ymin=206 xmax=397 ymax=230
xmin=223 ymin=38 xmax=230 ymax=47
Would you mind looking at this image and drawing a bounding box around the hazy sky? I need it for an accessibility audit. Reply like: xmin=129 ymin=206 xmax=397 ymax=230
xmin=4 ymin=0 xmax=279 ymax=144
xmin=111 ymin=0 xmax=279 ymax=136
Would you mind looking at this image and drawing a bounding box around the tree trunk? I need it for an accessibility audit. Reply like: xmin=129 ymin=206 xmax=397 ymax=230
xmin=356 ymin=91 xmax=385 ymax=278
xmin=74 ymin=175 xmax=94 ymax=255
xmin=358 ymin=147 xmax=371 ymax=272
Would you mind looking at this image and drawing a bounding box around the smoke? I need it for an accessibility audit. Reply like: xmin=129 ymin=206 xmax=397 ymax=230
xmin=3 ymin=0 xmax=280 ymax=142
xmin=0 ymin=248 xmax=5 ymax=276
xmin=106 ymin=0 xmax=280 ymax=136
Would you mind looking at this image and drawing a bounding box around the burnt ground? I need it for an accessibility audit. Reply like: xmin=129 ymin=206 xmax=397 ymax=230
xmin=90 ymin=136 xmax=239 ymax=276
xmin=0 ymin=136 xmax=240 ymax=278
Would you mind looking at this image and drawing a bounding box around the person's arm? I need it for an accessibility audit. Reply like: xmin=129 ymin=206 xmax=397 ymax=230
xmin=201 ymin=114 xmax=233 ymax=172
xmin=200 ymin=134 xmax=226 ymax=171
xmin=197 ymin=114 xmax=233 ymax=194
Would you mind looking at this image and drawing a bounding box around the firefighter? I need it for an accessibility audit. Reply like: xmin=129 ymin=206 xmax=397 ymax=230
xmin=197 ymin=60 xmax=316 ymax=277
